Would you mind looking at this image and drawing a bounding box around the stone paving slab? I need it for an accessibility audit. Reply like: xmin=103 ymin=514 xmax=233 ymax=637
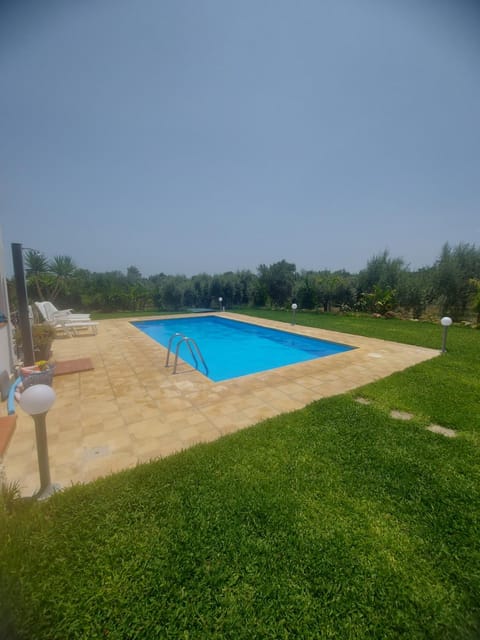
xmin=426 ymin=424 xmax=457 ymax=438
xmin=390 ymin=410 xmax=415 ymax=421
xmin=3 ymin=312 xmax=440 ymax=496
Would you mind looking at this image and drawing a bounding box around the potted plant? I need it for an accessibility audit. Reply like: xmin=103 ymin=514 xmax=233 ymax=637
xmin=32 ymin=324 xmax=56 ymax=360
xmin=20 ymin=358 xmax=56 ymax=388
xmin=16 ymin=324 xmax=56 ymax=361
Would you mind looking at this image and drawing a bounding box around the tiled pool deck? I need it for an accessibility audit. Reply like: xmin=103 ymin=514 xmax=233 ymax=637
xmin=3 ymin=313 xmax=439 ymax=496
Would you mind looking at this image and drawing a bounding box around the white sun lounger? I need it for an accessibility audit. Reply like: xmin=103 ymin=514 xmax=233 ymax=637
xmin=35 ymin=301 xmax=91 ymax=323
xmin=62 ymin=321 xmax=98 ymax=336
xmin=34 ymin=302 xmax=98 ymax=337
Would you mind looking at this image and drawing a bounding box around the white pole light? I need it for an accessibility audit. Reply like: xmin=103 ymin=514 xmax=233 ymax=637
xmin=291 ymin=303 xmax=298 ymax=325
xmin=19 ymin=384 xmax=57 ymax=499
xmin=440 ymin=316 xmax=453 ymax=354
xmin=19 ymin=384 xmax=56 ymax=415
xmin=218 ymin=297 xmax=223 ymax=311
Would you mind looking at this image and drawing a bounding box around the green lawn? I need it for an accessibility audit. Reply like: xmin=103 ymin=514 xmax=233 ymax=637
xmin=1 ymin=312 xmax=479 ymax=639
xmin=90 ymin=309 xmax=177 ymax=320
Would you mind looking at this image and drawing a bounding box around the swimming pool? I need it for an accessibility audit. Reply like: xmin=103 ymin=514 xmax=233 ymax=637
xmin=133 ymin=316 xmax=354 ymax=382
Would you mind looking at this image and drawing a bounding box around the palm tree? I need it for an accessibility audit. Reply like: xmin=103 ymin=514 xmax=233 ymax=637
xmin=24 ymin=250 xmax=50 ymax=300
xmin=49 ymin=255 xmax=77 ymax=301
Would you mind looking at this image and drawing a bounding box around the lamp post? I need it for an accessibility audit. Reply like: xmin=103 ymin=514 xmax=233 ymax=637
xmin=291 ymin=303 xmax=298 ymax=325
xmin=440 ymin=316 xmax=453 ymax=354
xmin=218 ymin=297 xmax=223 ymax=312
xmin=18 ymin=384 xmax=58 ymax=499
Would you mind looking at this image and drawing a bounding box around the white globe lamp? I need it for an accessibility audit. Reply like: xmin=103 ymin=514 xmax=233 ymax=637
xmin=291 ymin=303 xmax=298 ymax=325
xmin=440 ymin=316 xmax=453 ymax=353
xmin=19 ymin=384 xmax=57 ymax=499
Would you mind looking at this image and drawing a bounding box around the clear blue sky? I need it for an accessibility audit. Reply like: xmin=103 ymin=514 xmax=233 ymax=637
xmin=1 ymin=0 xmax=479 ymax=277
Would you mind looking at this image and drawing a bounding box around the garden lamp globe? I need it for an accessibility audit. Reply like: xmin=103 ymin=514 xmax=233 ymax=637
xmin=19 ymin=383 xmax=56 ymax=415
xmin=440 ymin=316 xmax=453 ymax=354
xmin=291 ymin=303 xmax=298 ymax=325
xmin=19 ymin=384 xmax=57 ymax=499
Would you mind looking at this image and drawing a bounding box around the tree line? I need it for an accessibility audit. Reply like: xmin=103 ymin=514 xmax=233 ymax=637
xmin=8 ymin=243 xmax=480 ymax=323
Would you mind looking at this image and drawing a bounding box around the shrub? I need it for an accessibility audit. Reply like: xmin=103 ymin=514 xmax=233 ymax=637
xmin=16 ymin=324 xmax=56 ymax=361
xmin=0 ymin=478 xmax=22 ymax=515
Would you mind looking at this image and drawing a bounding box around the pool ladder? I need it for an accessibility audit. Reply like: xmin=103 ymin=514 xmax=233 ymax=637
xmin=165 ymin=332 xmax=209 ymax=376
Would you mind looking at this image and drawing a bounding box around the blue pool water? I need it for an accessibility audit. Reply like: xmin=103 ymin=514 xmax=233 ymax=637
xmin=132 ymin=316 xmax=354 ymax=382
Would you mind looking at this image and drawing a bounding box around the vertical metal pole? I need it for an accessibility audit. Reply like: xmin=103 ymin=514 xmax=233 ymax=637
xmin=33 ymin=412 xmax=51 ymax=492
xmin=441 ymin=326 xmax=448 ymax=354
xmin=12 ymin=243 xmax=35 ymax=365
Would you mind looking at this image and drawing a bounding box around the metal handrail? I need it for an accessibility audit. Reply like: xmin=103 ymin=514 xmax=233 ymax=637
xmin=166 ymin=333 xmax=209 ymax=376
xmin=173 ymin=338 xmax=197 ymax=374
xmin=165 ymin=333 xmax=184 ymax=368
